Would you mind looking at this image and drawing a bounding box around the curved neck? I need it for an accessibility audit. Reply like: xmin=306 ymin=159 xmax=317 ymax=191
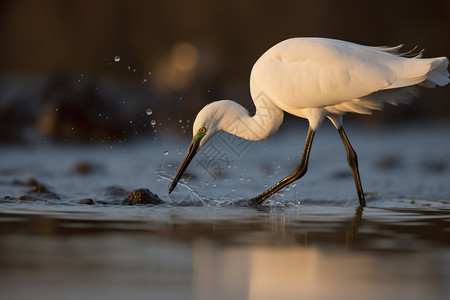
xmin=221 ymin=98 xmax=284 ymax=141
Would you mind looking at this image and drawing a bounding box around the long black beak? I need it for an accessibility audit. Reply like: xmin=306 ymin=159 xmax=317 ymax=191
xmin=168 ymin=138 xmax=201 ymax=194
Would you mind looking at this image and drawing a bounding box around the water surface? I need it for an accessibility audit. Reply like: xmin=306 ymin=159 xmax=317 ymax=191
xmin=1 ymin=123 xmax=449 ymax=300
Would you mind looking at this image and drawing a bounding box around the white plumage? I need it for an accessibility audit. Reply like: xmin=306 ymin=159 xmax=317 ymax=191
xmin=170 ymin=37 xmax=449 ymax=206
xmin=250 ymin=38 xmax=449 ymax=129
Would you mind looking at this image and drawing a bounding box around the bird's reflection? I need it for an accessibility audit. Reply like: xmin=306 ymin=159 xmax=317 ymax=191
xmin=346 ymin=205 xmax=364 ymax=249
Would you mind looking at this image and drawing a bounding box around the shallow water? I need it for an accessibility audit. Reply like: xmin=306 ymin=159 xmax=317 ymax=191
xmin=1 ymin=123 xmax=450 ymax=300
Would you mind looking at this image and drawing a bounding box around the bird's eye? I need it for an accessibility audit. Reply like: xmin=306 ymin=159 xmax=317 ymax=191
xmin=199 ymin=127 xmax=206 ymax=134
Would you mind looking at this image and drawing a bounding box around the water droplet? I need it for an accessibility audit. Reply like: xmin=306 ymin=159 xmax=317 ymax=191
xmin=151 ymin=120 xmax=156 ymax=126
xmin=164 ymin=151 xmax=169 ymax=156
xmin=179 ymin=97 xmax=183 ymax=101
xmin=212 ymin=183 xmax=216 ymax=187
xmin=128 ymin=66 xmax=131 ymax=71
xmin=178 ymin=119 xmax=182 ymax=123
xmin=98 ymin=113 xmax=102 ymax=117
xmin=148 ymin=71 xmax=152 ymax=75
xmin=114 ymin=56 xmax=120 ymax=62
xmin=133 ymin=68 xmax=137 ymax=72
xmin=129 ymin=120 xmax=133 ymax=124
xmin=55 ymin=108 xmax=59 ymax=112
xmin=143 ymin=78 xmax=148 ymax=83
xmin=146 ymin=109 xmax=153 ymax=116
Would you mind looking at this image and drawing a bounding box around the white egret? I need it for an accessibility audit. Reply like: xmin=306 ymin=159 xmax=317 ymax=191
xmin=169 ymin=37 xmax=449 ymax=206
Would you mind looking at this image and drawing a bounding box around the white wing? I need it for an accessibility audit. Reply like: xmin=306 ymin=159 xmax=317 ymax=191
xmin=250 ymin=38 xmax=448 ymax=113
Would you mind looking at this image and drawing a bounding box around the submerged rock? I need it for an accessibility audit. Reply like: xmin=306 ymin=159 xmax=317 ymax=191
xmin=122 ymin=188 xmax=164 ymax=205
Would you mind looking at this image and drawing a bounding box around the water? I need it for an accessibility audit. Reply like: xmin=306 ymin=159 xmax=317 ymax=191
xmin=1 ymin=123 xmax=449 ymax=300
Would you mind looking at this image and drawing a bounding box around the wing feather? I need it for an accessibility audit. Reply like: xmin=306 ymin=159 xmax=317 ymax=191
xmin=251 ymin=38 xmax=409 ymax=111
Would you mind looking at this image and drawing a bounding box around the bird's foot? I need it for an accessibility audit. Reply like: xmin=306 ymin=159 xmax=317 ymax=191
xmin=358 ymin=195 xmax=366 ymax=207
xmin=248 ymin=198 xmax=260 ymax=207
xmin=249 ymin=192 xmax=270 ymax=206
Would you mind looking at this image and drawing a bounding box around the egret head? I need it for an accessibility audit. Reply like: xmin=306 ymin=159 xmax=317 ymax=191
xmin=168 ymin=101 xmax=226 ymax=193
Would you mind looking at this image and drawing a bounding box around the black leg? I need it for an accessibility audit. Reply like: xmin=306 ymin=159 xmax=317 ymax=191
xmin=337 ymin=127 xmax=366 ymax=207
xmin=250 ymin=127 xmax=315 ymax=205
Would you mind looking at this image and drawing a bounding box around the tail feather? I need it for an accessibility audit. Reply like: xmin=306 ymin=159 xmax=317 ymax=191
xmin=383 ymin=56 xmax=449 ymax=90
xmin=420 ymin=57 xmax=450 ymax=88
xmin=324 ymin=52 xmax=448 ymax=116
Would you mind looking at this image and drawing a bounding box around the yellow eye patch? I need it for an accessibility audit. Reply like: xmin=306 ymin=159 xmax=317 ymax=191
xmin=194 ymin=127 xmax=207 ymax=141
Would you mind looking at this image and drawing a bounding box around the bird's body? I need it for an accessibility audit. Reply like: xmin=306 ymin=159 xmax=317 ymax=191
xmin=169 ymin=37 xmax=449 ymax=206
xmin=252 ymin=38 xmax=448 ymax=129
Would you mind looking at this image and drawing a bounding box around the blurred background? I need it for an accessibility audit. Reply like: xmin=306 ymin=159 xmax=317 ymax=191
xmin=0 ymin=0 xmax=449 ymax=143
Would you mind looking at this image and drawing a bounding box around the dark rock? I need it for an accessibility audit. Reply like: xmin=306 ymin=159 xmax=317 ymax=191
xmin=73 ymin=161 xmax=99 ymax=175
xmin=122 ymin=188 xmax=164 ymax=205
xmin=19 ymin=195 xmax=36 ymax=201
xmin=78 ymin=198 xmax=95 ymax=205
xmin=29 ymin=185 xmax=47 ymax=193
xmin=28 ymin=185 xmax=60 ymax=199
